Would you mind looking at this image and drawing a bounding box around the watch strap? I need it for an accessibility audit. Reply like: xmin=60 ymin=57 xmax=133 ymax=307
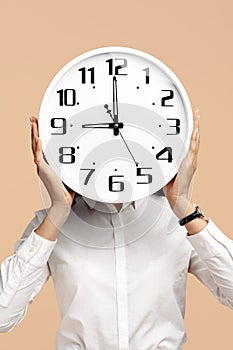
xmin=178 ymin=205 xmax=205 ymax=226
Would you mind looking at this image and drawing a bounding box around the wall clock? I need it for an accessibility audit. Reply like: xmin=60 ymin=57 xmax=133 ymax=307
xmin=39 ymin=46 xmax=193 ymax=203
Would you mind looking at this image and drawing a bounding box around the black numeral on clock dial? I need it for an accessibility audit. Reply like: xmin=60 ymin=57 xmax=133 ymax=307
xmin=161 ymin=90 xmax=174 ymax=107
xmin=51 ymin=118 xmax=67 ymax=135
xmin=78 ymin=67 xmax=95 ymax=84
xmin=109 ymin=175 xmax=124 ymax=192
xmin=106 ymin=58 xmax=128 ymax=75
xmin=57 ymin=89 xmax=77 ymax=106
xmin=80 ymin=168 xmax=95 ymax=185
xmin=143 ymin=67 xmax=150 ymax=84
xmin=156 ymin=147 xmax=173 ymax=163
xmin=136 ymin=167 xmax=152 ymax=184
xmin=59 ymin=147 xmax=76 ymax=163
xmin=167 ymin=118 xmax=180 ymax=135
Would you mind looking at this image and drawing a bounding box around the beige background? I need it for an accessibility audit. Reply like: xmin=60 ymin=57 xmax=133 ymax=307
xmin=1 ymin=0 xmax=233 ymax=349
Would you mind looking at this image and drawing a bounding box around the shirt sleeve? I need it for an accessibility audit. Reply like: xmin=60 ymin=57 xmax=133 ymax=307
xmin=0 ymin=209 xmax=57 ymax=332
xmin=187 ymin=218 xmax=233 ymax=309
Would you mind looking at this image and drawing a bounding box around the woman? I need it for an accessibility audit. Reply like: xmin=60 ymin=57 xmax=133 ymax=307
xmin=0 ymin=109 xmax=233 ymax=349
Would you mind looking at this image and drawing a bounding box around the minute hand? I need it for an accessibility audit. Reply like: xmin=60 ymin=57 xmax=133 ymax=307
xmin=113 ymin=76 xmax=119 ymax=136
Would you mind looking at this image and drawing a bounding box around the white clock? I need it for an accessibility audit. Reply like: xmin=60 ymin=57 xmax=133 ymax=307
xmin=38 ymin=46 xmax=193 ymax=203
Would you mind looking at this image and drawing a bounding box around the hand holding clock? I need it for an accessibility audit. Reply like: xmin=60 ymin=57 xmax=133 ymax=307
xmin=163 ymin=109 xmax=208 ymax=235
xmin=30 ymin=116 xmax=75 ymax=211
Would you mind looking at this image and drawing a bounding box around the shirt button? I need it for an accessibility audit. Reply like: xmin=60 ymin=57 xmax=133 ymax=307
xmin=28 ymin=246 xmax=35 ymax=252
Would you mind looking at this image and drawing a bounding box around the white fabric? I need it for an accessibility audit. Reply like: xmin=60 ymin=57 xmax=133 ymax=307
xmin=1 ymin=193 xmax=233 ymax=350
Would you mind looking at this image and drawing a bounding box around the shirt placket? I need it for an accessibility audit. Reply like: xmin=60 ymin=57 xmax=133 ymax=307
xmin=111 ymin=213 xmax=129 ymax=350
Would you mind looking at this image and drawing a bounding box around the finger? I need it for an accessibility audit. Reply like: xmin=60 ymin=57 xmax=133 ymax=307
xmin=189 ymin=109 xmax=200 ymax=153
xmin=30 ymin=116 xmax=39 ymax=154
xmin=193 ymin=108 xmax=200 ymax=131
xmin=31 ymin=116 xmax=39 ymax=138
xmin=188 ymin=128 xmax=200 ymax=175
xmin=32 ymin=123 xmax=39 ymax=154
xmin=30 ymin=117 xmax=36 ymax=152
xmin=34 ymin=137 xmax=42 ymax=167
xmin=189 ymin=127 xmax=199 ymax=154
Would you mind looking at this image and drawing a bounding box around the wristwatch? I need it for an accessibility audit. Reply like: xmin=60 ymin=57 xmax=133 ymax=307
xmin=178 ymin=205 xmax=208 ymax=226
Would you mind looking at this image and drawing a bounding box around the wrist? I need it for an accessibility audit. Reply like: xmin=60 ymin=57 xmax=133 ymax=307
xmin=35 ymin=206 xmax=71 ymax=242
xmin=169 ymin=198 xmax=195 ymax=219
xmin=50 ymin=202 xmax=71 ymax=210
xmin=185 ymin=217 xmax=209 ymax=236
xmin=177 ymin=203 xmax=209 ymax=236
xmin=48 ymin=205 xmax=71 ymax=224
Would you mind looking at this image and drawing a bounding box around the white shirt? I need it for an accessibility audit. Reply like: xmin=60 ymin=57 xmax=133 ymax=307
xmin=1 ymin=193 xmax=233 ymax=350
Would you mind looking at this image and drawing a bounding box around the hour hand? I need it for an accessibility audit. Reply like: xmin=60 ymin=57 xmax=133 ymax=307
xmin=82 ymin=122 xmax=124 ymax=129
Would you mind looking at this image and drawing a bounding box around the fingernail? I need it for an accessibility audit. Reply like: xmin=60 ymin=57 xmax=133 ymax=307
xmin=29 ymin=116 xmax=33 ymax=124
xmin=194 ymin=128 xmax=199 ymax=133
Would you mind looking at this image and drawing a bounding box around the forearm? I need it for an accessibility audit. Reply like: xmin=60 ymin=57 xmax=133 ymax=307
xmin=0 ymin=258 xmax=50 ymax=332
xmin=35 ymin=205 xmax=70 ymax=241
xmin=0 ymin=223 xmax=56 ymax=331
xmin=187 ymin=218 xmax=233 ymax=308
xmin=178 ymin=199 xmax=233 ymax=307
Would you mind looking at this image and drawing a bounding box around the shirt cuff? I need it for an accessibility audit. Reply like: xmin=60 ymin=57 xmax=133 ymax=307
xmin=16 ymin=228 xmax=57 ymax=267
xmin=186 ymin=218 xmax=233 ymax=260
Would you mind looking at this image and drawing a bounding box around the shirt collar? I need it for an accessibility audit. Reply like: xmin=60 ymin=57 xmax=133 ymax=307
xmin=82 ymin=196 xmax=137 ymax=213
xmin=60 ymin=191 xmax=167 ymax=248
xmin=73 ymin=189 xmax=164 ymax=214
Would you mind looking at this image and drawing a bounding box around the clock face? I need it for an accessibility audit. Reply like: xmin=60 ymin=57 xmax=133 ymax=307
xmin=39 ymin=46 xmax=193 ymax=203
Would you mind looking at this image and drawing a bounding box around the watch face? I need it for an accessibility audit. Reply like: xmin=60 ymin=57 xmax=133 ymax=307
xmin=39 ymin=46 xmax=193 ymax=203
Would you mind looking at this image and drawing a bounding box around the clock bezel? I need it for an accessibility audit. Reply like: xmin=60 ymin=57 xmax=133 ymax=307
xmin=38 ymin=46 xmax=193 ymax=203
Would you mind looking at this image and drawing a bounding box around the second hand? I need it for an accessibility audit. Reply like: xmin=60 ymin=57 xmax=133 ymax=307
xmin=104 ymin=104 xmax=138 ymax=167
